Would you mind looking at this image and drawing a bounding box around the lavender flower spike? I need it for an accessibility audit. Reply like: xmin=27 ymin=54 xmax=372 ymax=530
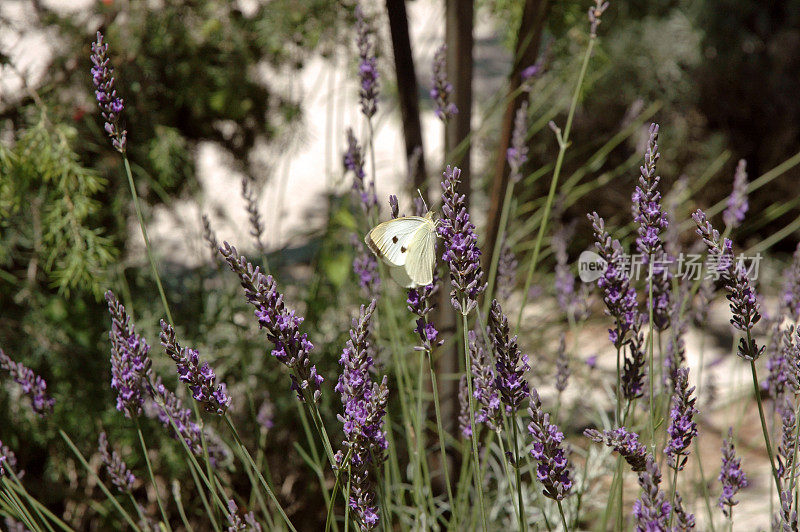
xmin=438 ymin=166 xmax=486 ymax=314
xmin=407 ymin=276 xmax=442 ymax=352
xmin=718 ymin=427 xmax=747 ymax=519
xmin=98 ymin=432 xmax=136 ymax=493
xmin=226 ymin=499 xmax=262 ymax=532
xmin=469 ymin=330 xmax=502 ymax=431
xmin=588 ymin=0 xmax=611 ymax=38
xmin=528 ymin=390 xmax=573 ymax=500
xmin=584 ymin=427 xmax=647 ymax=472
xmin=149 ymin=376 xmax=202 ymax=457
xmin=355 ymin=5 xmax=379 ymax=120
xmin=160 ymin=322 xmax=231 ymax=415
xmin=90 ymin=31 xmax=127 ymax=153
xmin=0 ymin=440 xmax=18 ymax=478
xmin=488 ymin=299 xmax=530 ymax=412
xmin=106 ymin=291 xmax=152 ymax=418
xmin=496 ymin=241 xmax=518 ymax=305
xmin=334 ymin=300 xmax=389 ymax=530
xmin=0 ymin=349 xmax=55 ymax=416
xmin=458 ymin=375 xmax=472 ymax=438
xmin=664 ymin=367 xmax=698 ymax=471
xmin=632 ymin=455 xmax=671 ymax=531
xmin=781 ymin=243 xmax=800 ymax=320
xmin=344 ymin=128 xmax=378 ymax=216
xmin=507 ymin=101 xmax=529 ymax=183
xmin=555 ymin=333 xmax=570 ymax=394
xmin=723 ymin=159 xmax=749 ymax=229
xmin=221 ymin=242 xmax=324 ymax=402
xmin=431 ymin=44 xmax=458 ymax=121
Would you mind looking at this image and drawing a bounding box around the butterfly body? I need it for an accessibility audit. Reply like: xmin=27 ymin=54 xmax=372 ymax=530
xmin=365 ymin=211 xmax=437 ymax=288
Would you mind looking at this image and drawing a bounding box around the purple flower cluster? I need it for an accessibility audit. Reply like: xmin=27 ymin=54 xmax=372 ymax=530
xmin=718 ymin=427 xmax=747 ymax=518
xmin=106 ymin=291 xmax=152 ymax=418
xmin=632 ymin=455 xmax=671 ymax=531
xmin=334 ymin=300 xmax=388 ymax=530
xmin=694 ymin=210 xmax=764 ymax=360
xmin=488 ymin=299 xmax=530 ymax=412
xmin=98 ymin=431 xmax=136 ymax=493
xmin=438 ymin=166 xmax=486 ymax=314
xmin=241 ymin=177 xmax=266 ymax=253
xmin=665 ymin=367 xmax=698 ymax=471
xmin=430 ymin=44 xmax=457 ymax=121
xmin=779 ymin=488 xmax=798 ymax=531
xmin=496 ymin=241 xmax=518 ymax=305
xmin=355 ymin=6 xmax=379 ymax=120
xmin=160 ymin=322 xmax=231 ymax=415
xmin=527 ymin=390 xmax=573 ymax=501
xmin=672 ymin=493 xmax=696 ymax=530
xmin=723 ymin=159 xmax=749 ymax=229
xmin=782 ymin=243 xmax=800 ymax=320
xmin=507 ymin=101 xmax=529 ymax=183
xmin=584 ymin=426 xmax=648 ymax=472
xmin=458 ymin=375 xmax=472 ymax=438
xmin=468 ymin=330 xmax=502 ymax=432
xmin=764 ymin=325 xmax=792 ymax=402
xmin=221 ymin=243 xmax=324 ymax=402
xmin=352 ymin=233 xmax=381 ymax=300
xmin=90 ymin=31 xmax=126 ymax=153
xmin=777 ymin=399 xmax=796 ymax=481
xmin=622 ymin=314 xmax=647 ymax=401
xmin=631 ymin=123 xmax=670 ymax=330
xmin=0 ymin=349 xmax=55 ymax=416
xmin=555 ymin=333 xmax=570 ymax=394
xmin=344 ymin=129 xmax=378 ymax=216
xmin=149 ymin=376 xmax=216 ymax=462
xmin=226 ymin=499 xmax=262 ymax=532
xmin=0 ymin=440 xmax=18 ymax=478
xmin=407 ymin=280 xmax=441 ymax=351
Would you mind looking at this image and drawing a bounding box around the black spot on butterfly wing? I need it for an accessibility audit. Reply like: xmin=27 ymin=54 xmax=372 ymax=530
xmin=392 ymin=236 xmax=398 ymax=243
xmin=401 ymin=246 xmax=407 ymax=253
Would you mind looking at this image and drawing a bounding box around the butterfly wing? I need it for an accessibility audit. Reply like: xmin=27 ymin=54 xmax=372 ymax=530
xmin=403 ymin=220 xmax=436 ymax=287
xmin=388 ymin=264 xmax=415 ymax=288
xmin=365 ymin=216 xmax=427 ymax=267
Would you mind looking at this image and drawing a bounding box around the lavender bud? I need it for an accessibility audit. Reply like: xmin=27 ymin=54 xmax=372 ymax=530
xmin=148 ymin=376 xmax=202 ymax=457
xmin=458 ymin=375 xmax=472 ymax=438
xmin=469 ymin=330 xmax=502 ymax=432
xmin=106 ymin=291 xmax=152 ymax=418
xmin=718 ymin=427 xmax=747 ymax=518
xmin=632 ymin=455 xmax=671 ymax=531
xmin=588 ymin=0 xmax=610 ymax=38
xmin=257 ymin=396 xmax=274 ymax=431
xmin=353 ymin=234 xmax=381 ymax=300
xmin=0 ymin=349 xmax=55 ymax=416
xmin=226 ymin=499 xmax=262 ymax=532
xmin=202 ymin=214 xmax=220 ymax=263
xmin=355 ymin=6 xmax=379 ymax=120
xmin=221 ymin=243 xmax=324 ymax=402
xmin=407 ymin=275 xmax=442 ymax=351
xmin=584 ymin=426 xmax=647 ymax=472
xmin=0 ymin=440 xmax=18 ymax=478
xmin=488 ymin=299 xmax=530 ymax=412
xmin=527 ymin=390 xmax=573 ymax=500
xmin=496 ymin=241 xmax=518 ymax=305
xmin=90 ymin=32 xmax=127 ymax=153
xmin=98 ymin=432 xmax=136 ymax=493
xmin=160 ymin=322 xmax=231 ymax=415
xmin=430 ymin=44 xmax=458 ymax=122
xmin=344 ymin=129 xmax=378 ymax=217
xmin=664 ymin=367 xmax=698 ymax=471
xmin=555 ymin=333 xmax=570 ymax=394
xmin=507 ymin=101 xmax=529 ymax=183
xmin=723 ymin=159 xmax=749 ymax=229
xmin=388 ymin=195 xmax=400 ymax=219
xmin=672 ymin=492 xmax=696 ymax=530
xmin=241 ymin=177 xmax=266 ymax=254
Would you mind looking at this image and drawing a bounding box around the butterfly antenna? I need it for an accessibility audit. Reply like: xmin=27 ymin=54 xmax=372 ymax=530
xmin=417 ymin=188 xmax=429 ymax=212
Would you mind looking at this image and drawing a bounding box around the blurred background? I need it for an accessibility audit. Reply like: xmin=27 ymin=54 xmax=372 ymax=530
xmin=1 ymin=0 xmax=799 ymax=528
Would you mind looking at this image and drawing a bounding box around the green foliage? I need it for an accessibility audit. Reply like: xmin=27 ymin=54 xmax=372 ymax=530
xmin=0 ymin=113 xmax=116 ymax=298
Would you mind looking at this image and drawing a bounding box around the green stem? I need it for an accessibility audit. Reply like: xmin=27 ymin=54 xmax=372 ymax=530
xmin=425 ymin=349 xmax=454 ymax=513
xmin=484 ymin=180 xmax=516 ymax=312
xmin=556 ymin=500 xmax=569 ymax=532
xmin=2 ymin=478 xmax=42 ymax=532
xmin=511 ymin=414 xmax=527 ymax=532
xmin=749 ymin=359 xmax=782 ymax=495
xmin=667 ymin=465 xmax=679 ymax=528
xmin=6 ymin=472 xmax=71 ymax=532
xmin=496 ymin=434 xmax=519 ymax=527
xmin=648 ymin=264 xmax=656 ymax=445
xmin=693 ymin=439 xmax=716 ymax=532
xmin=515 ymin=37 xmax=597 ymax=333
xmin=461 ymin=311 xmax=488 ymax=532
xmin=134 ymin=419 xmax=171 ymax=531
xmin=171 ymin=481 xmax=194 ymax=532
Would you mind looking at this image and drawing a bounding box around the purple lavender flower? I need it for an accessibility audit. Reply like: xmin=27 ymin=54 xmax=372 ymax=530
xmin=469 ymin=330 xmax=502 ymax=431
xmin=694 ymin=210 xmax=764 ymax=360
xmin=764 ymin=324 xmax=792 ymax=402
xmin=0 ymin=440 xmax=18 ymax=478
xmin=105 ymin=291 xmax=152 ymax=418
xmin=353 ymin=234 xmax=381 ymax=300
xmin=777 ymin=398 xmax=796 ymax=482
xmin=718 ymin=427 xmax=747 ymax=518
xmin=388 ymin=195 xmax=400 ymax=219
xmin=355 ymin=6 xmax=379 ymax=120
xmin=407 ymin=277 xmax=442 ymax=351
xmin=438 ymin=165 xmax=486 ymax=314
xmin=98 ymin=432 xmax=136 ymax=493
xmin=527 ymin=389 xmax=573 ymax=500
xmin=622 ymin=315 xmax=647 ymax=401
xmin=778 ymin=488 xmax=798 ymax=531
xmin=241 ymin=177 xmax=266 ymax=253
xmin=586 ymin=354 xmax=598 ymax=369
xmin=555 ymin=333 xmax=570 ymax=394
xmin=4 ymin=517 xmax=28 ymax=532
xmin=202 ymin=214 xmax=221 ymax=264
xmin=507 ymin=101 xmax=529 ymax=183
xmin=672 ymin=492 xmax=696 ymax=530
xmin=226 ymin=499 xmax=262 ymax=532
xmin=723 ymin=159 xmax=749 ymax=229
xmin=344 ymin=129 xmax=378 ymax=216
xmin=458 ymin=375 xmax=472 ymax=438
xmin=664 ymin=367 xmax=698 ymax=471
xmin=664 ymin=301 xmax=688 ymax=390
xmin=632 ymin=455 xmax=671 ymax=531
xmin=631 ymin=123 xmax=671 ymax=330
xmin=496 ymin=241 xmax=518 ymax=305
xmin=0 ymin=349 xmax=54 ymax=416
xmin=90 ymin=32 xmax=126 ymax=153
xmin=160 ymin=322 xmax=231 ymax=415
xmin=521 ymin=64 xmax=542 ymax=80
xmin=488 ymin=299 xmax=530 ymax=412
xmin=221 ymin=243 xmax=324 ymax=402
xmin=334 ymin=300 xmax=388 ymax=530
xmin=782 ymin=243 xmax=800 ymax=320
xmin=430 ymin=44 xmax=458 ymax=122
xmin=148 ymin=376 xmax=202 ymax=457
xmin=584 ymin=427 xmax=648 ymax=472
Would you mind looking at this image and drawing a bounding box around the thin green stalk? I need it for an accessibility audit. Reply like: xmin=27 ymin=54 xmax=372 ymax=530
xmin=615 ymin=345 xmax=622 ymax=426
xmin=571 ymin=448 xmax=591 ymax=529
xmin=461 ymin=311 xmax=488 ymax=532
xmin=648 ymin=265 xmax=657 ymax=445
xmin=425 ymin=349 xmax=454 ymax=513
xmin=515 ymin=37 xmax=597 ymax=333
xmin=134 ymin=419 xmax=171 ymax=530
xmin=6 ymin=473 xmax=73 ymax=532
xmin=344 ymin=464 xmax=352 ymax=532
xmin=186 ymin=462 xmax=221 ymax=532
xmin=749 ymin=359 xmax=782 ymax=495
xmin=223 ymin=415 xmax=297 ymax=532
xmin=693 ymin=439 xmax=716 ymax=532
xmin=511 ymin=414 xmax=527 ymax=532
xmin=171 ymin=481 xmax=194 ymax=532
xmin=2 ymin=480 xmax=40 ymax=532
xmin=667 ymin=465 xmax=679 ymax=528
xmin=556 ymin=500 xmax=569 ymax=531
xmin=484 ymin=179 xmax=516 ymax=313
xmin=59 ymin=430 xmax=141 ymax=531
xmin=325 ymin=447 xmax=353 ymax=532
xmin=293 ymin=402 xmax=337 ymax=531
xmin=496 ymin=434 xmax=519 ymax=528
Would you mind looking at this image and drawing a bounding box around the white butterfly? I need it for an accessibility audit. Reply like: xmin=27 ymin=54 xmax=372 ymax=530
xmin=365 ymin=211 xmax=437 ymax=288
